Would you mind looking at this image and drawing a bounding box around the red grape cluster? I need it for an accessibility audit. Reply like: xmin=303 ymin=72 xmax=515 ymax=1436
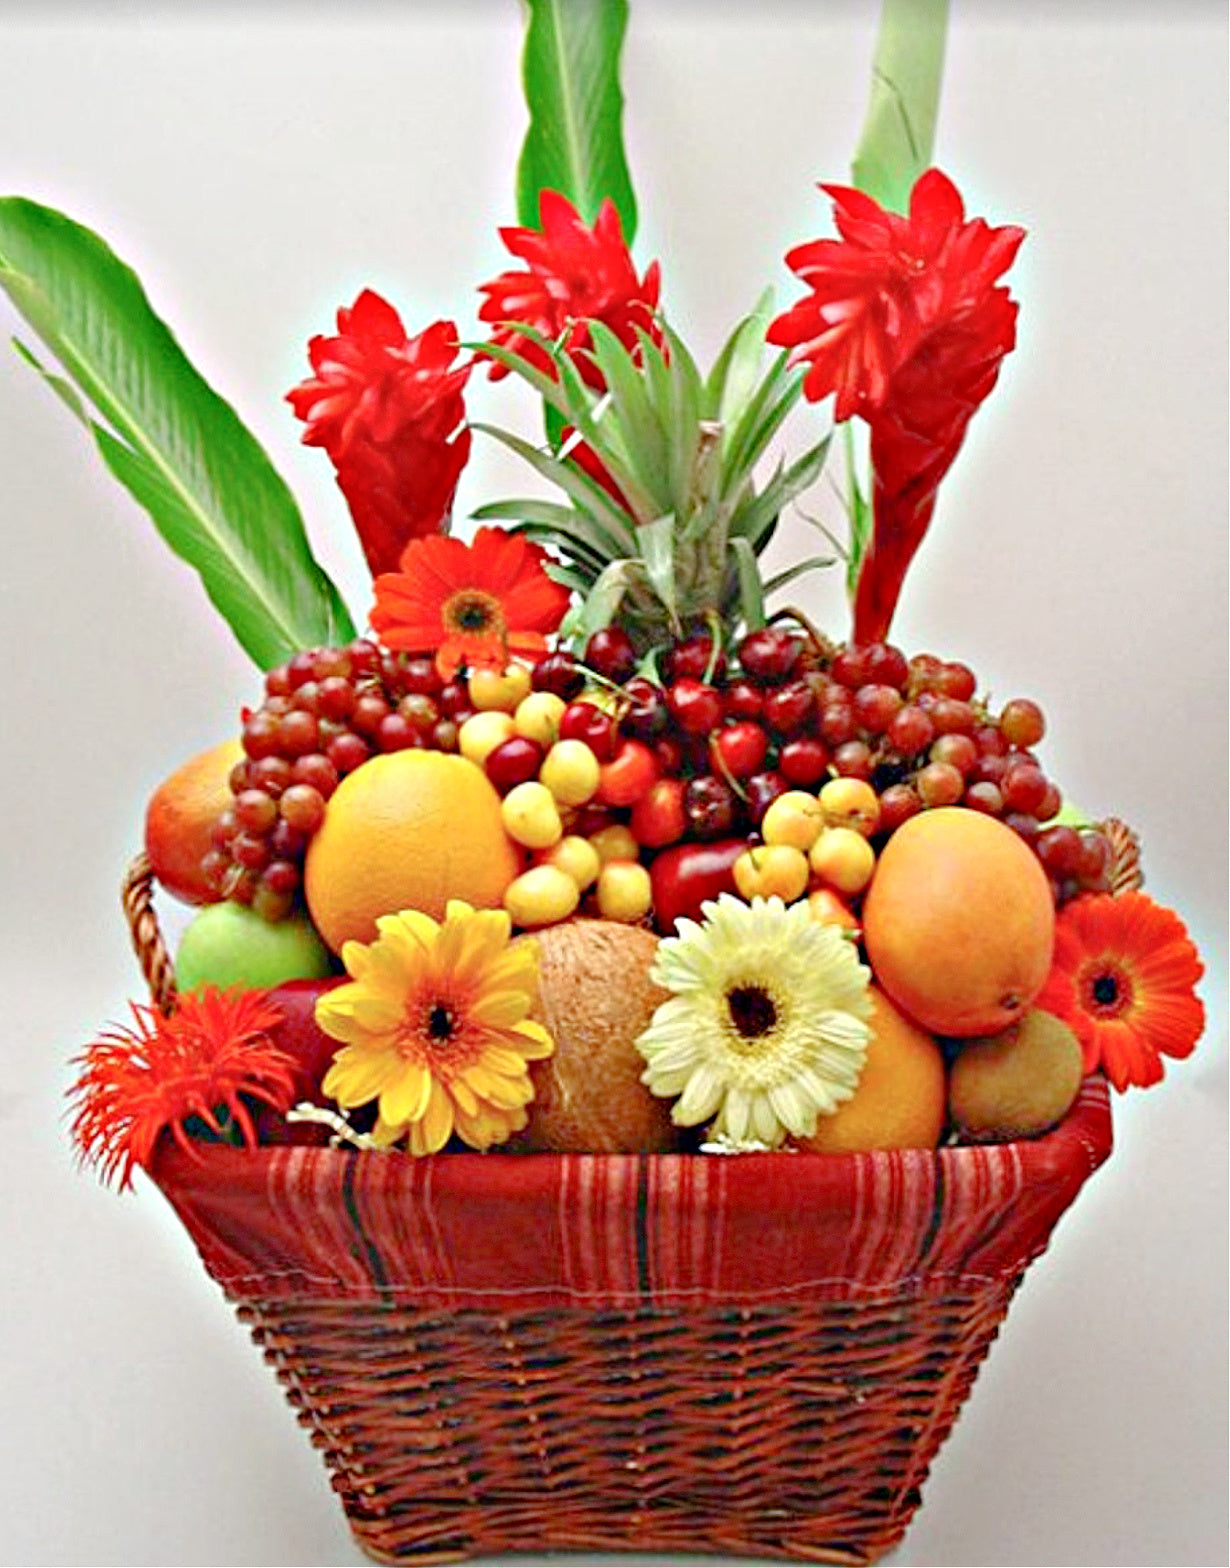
xmin=203 ymin=639 xmax=482 ymax=918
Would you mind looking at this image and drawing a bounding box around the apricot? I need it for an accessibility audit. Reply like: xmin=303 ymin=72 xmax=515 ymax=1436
xmin=143 ymin=738 xmax=243 ymax=905
xmin=793 ymin=986 xmax=946 ymax=1153
xmin=862 ymin=806 xmax=1055 ymax=1036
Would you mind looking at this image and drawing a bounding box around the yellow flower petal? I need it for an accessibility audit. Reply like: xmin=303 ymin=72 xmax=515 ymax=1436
xmin=323 ymin=1045 xmax=402 ymax=1109
xmin=379 ymin=1062 xmax=433 ymax=1127
xmin=418 ymin=1080 xmax=455 ymax=1153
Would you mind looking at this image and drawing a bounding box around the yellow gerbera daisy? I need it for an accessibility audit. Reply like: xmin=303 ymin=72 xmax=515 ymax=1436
xmin=315 ymin=900 xmax=553 ymax=1155
xmin=635 ymin=893 xmax=872 ymax=1149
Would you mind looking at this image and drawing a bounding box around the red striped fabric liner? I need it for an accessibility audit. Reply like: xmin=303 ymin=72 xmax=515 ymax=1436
xmin=150 ymin=1077 xmax=1112 ymax=1312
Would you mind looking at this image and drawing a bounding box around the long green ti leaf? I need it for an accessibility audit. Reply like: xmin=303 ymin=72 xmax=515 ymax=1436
xmin=851 ymin=0 xmax=948 ymax=213
xmin=0 ymin=198 xmax=354 ymax=669
xmin=517 ymin=0 xmax=639 ymax=241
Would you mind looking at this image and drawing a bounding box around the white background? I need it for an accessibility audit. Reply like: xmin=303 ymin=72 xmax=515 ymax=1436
xmin=0 ymin=3 xmax=1225 ymax=1566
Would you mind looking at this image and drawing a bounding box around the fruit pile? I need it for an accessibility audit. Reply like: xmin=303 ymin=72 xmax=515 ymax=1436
xmin=4 ymin=39 xmax=1193 ymax=1183
xmin=203 ymin=621 xmax=1114 ymax=938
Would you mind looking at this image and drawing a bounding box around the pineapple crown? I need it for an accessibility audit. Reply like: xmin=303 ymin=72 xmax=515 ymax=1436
xmin=470 ymin=300 xmax=833 ymax=659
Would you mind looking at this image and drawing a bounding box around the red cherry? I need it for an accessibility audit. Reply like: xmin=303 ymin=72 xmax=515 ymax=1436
xmin=630 ymin=777 xmax=687 ymax=848
xmin=559 ymin=700 xmax=617 ymax=760
xmin=762 ymin=679 xmax=815 ymax=736
xmin=485 ymin=736 xmax=546 ymax=793
xmin=711 ymin=720 xmax=769 ymax=780
xmin=744 ymin=769 xmax=790 ymax=825
xmin=663 ymin=633 xmax=725 ymax=684
xmin=683 ymin=774 xmax=740 ymax=839
xmin=532 ymin=651 xmax=586 ymax=700
xmin=778 ymin=736 xmax=830 ymax=786
xmin=667 ymin=678 xmax=724 ymax=735
xmin=621 ymin=677 xmax=669 ymax=740
xmin=736 ymin=627 xmax=802 ymax=684
xmin=584 ymin=626 xmax=638 ymax=684
xmin=722 ymin=679 xmax=765 ymax=721
xmin=653 ymin=733 xmax=687 ymax=777
xmin=597 ymin=738 xmax=660 ymax=807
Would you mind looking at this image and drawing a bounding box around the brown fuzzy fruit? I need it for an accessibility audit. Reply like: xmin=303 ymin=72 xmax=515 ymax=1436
xmin=507 ymin=920 xmax=681 ymax=1154
xmin=948 ymin=1008 xmax=1085 ymax=1143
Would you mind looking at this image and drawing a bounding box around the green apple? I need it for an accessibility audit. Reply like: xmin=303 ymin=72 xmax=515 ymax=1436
xmin=175 ymin=901 xmax=337 ymax=994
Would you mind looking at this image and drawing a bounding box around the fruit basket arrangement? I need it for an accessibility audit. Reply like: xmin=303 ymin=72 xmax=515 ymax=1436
xmin=2 ymin=3 xmax=1208 ymax=1564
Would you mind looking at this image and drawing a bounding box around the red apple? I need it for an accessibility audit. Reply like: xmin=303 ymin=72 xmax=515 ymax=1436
xmin=649 ymin=838 xmax=745 ymax=933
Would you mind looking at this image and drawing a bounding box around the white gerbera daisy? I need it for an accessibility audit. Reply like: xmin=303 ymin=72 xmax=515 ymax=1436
xmin=635 ymin=894 xmax=872 ymax=1148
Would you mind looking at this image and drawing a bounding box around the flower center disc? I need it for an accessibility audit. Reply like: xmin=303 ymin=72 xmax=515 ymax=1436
xmin=445 ymin=590 xmax=503 ymax=635
xmin=727 ymin=984 xmax=778 ymax=1042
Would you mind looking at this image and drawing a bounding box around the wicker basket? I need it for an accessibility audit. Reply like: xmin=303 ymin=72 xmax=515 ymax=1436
xmin=124 ymin=856 xmax=1113 ymax=1566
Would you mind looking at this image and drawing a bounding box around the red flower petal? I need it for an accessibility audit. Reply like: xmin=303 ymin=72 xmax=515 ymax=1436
xmin=68 ymin=988 xmax=295 ymax=1189
xmin=768 ymin=169 xmax=1025 ymax=641
xmin=287 ymin=293 xmax=472 ymax=576
xmin=1037 ymin=892 xmax=1205 ymax=1093
xmin=477 ymin=191 xmax=662 ymax=383
xmin=369 ymin=526 xmax=571 ymax=680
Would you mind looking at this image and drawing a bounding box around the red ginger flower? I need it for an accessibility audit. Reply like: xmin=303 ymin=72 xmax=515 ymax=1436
xmin=69 ymin=988 xmax=295 ymax=1189
xmin=287 ymin=290 xmax=472 ymax=577
xmin=370 ymin=525 xmax=572 ymax=680
xmin=477 ymin=190 xmax=662 ymax=381
xmin=1035 ymin=892 xmax=1205 ymax=1093
xmin=768 ymin=170 xmax=1024 ymax=644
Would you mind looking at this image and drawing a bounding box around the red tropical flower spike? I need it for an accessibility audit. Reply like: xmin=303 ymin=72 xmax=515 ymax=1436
xmin=370 ymin=525 xmax=573 ymax=680
xmin=768 ymin=169 xmax=1025 ymax=644
xmin=287 ymin=291 xmax=472 ymax=577
xmin=68 ymin=987 xmax=295 ymax=1190
xmin=1035 ymin=891 xmax=1206 ymax=1092
xmin=477 ymin=189 xmax=662 ymax=384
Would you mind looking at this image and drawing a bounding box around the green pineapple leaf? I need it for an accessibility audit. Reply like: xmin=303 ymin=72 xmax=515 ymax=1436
xmin=0 ymin=198 xmax=354 ymax=669
xmin=517 ymin=0 xmax=639 ymax=240
xmin=474 ymin=310 xmax=834 ymax=653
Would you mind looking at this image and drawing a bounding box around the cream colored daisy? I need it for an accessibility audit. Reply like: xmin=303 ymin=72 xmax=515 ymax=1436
xmin=315 ymin=900 xmax=553 ymax=1155
xmin=635 ymin=893 xmax=871 ymax=1149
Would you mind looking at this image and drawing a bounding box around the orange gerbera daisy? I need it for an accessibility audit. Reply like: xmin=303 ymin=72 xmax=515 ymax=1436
xmin=1035 ymin=892 xmax=1205 ymax=1092
xmin=69 ymin=988 xmax=294 ymax=1189
xmin=369 ymin=525 xmax=572 ymax=679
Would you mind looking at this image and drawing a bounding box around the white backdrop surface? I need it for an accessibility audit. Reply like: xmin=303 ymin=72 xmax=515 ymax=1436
xmin=0 ymin=4 xmax=1225 ymax=1567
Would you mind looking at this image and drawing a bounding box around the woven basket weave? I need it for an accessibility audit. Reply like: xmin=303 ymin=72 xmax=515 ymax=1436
xmin=124 ymin=855 xmax=1113 ymax=1566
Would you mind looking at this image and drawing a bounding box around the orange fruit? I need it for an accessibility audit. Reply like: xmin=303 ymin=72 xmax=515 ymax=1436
xmin=143 ymin=738 xmax=243 ymax=904
xmin=861 ymin=806 xmax=1055 ymax=1037
xmin=303 ymin=750 xmax=521 ymax=952
xmin=794 ymin=985 xmax=946 ymax=1154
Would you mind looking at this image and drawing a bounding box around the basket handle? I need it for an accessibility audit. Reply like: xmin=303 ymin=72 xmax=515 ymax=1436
xmin=122 ymin=853 xmax=178 ymax=1013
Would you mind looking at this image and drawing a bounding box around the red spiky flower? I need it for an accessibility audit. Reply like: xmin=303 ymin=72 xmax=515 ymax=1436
xmin=1036 ymin=892 xmax=1205 ymax=1092
xmin=287 ymin=291 xmax=472 ymax=577
xmin=69 ymin=987 xmax=294 ymax=1189
xmin=477 ymin=190 xmax=662 ymax=382
xmin=768 ymin=169 xmax=1025 ymax=643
